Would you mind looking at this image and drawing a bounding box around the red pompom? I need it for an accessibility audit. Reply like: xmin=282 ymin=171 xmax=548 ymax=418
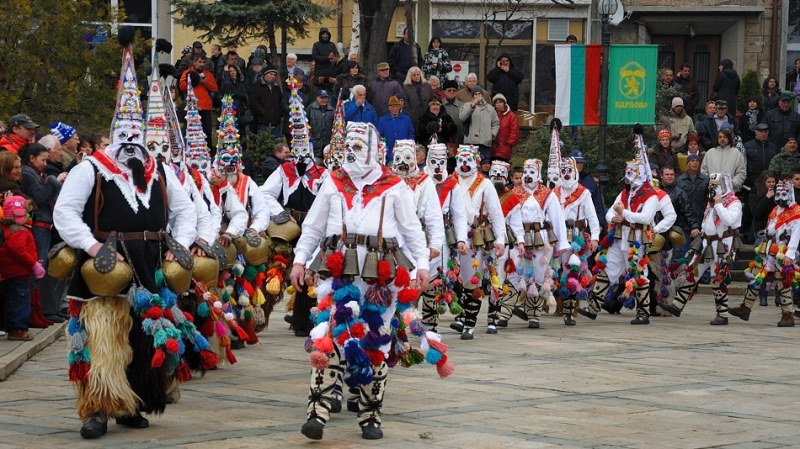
xmin=151 ymin=349 xmax=166 ymax=368
xmin=309 ymin=350 xmax=330 ymax=369
xmin=165 ymin=338 xmax=180 ymax=354
xmin=164 ymin=308 xmax=174 ymax=321
xmin=397 ymin=288 xmax=420 ymax=305
xmin=349 ymin=321 xmax=366 ymax=338
xmin=394 ymin=266 xmax=411 ymax=288
xmin=335 ymin=332 xmax=350 ymax=347
xmin=200 ymin=349 xmax=220 ymax=369
xmin=504 ymin=258 xmax=516 ymax=274
xmin=176 ymin=361 xmax=192 ymax=381
xmin=68 ymin=361 xmax=90 ymax=384
xmin=365 ymin=348 xmax=385 ymax=366
xmin=225 ymin=347 xmax=237 ymax=365
xmin=233 ymin=323 xmax=249 ymax=341
xmin=636 ymin=277 xmax=647 ymax=287
xmin=327 ymin=252 xmax=345 ymax=278
xmin=436 ymin=356 xmax=455 ymax=378
xmin=68 ymin=299 xmax=82 ymax=318
xmin=315 ymin=335 xmax=334 ymax=353
xmin=146 ymin=306 xmax=163 ymax=320
xmin=273 ymin=254 xmax=289 ymax=266
xmin=183 ymin=311 xmax=194 ymax=322
xmin=377 ymin=259 xmax=392 ymax=283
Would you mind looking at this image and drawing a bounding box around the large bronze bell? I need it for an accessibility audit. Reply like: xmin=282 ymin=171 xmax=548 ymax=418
xmin=547 ymin=227 xmax=558 ymax=245
xmin=47 ymin=243 xmax=78 ymax=280
xmin=731 ymin=233 xmax=743 ymax=252
xmin=308 ymin=248 xmax=324 ymax=273
xmin=384 ymin=253 xmax=397 ymax=280
xmin=690 ymin=236 xmax=703 ymax=253
xmin=523 ymin=231 xmax=535 ymax=249
xmin=391 ymin=247 xmax=416 ymax=271
xmin=506 ymin=225 xmax=517 ymax=246
xmin=668 ymin=226 xmax=686 ymax=247
xmin=471 ymin=227 xmax=485 ymax=248
xmin=445 ymin=226 xmax=458 ymax=247
xmin=716 ymin=240 xmax=727 ymax=256
xmin=343 ymin=247 xmax=360 ymax=277
xmin=482 ymin=225 xmax=496 ymax=245
xmin=650 ymin=233 xmax=666 ymax=253
xmin=242 ymin=235 xmax=271 ymax=266
xmin=192 ymin=255 xmax=219 ymax=286
xmin=628 ymin=227 xmax=637 ymax=244
xmin=316 ymin=248 xmax=333 ymax=278
xmin=565 ymin=219 xmax=575 ymax=244
xmin=81 ymin=258 xmax=133 ymax=297
xmin=702 ymin=242 xmax=715 ymax=261
xmin=163 ymin=259 xmax=193 ymax=293
xmin=532 ymin=230 xmax=545 ymax=248
xmin=361 ymin=250 xmax=379 ymax=282
xmin=219 ymin=241 xmax=237 ymax=270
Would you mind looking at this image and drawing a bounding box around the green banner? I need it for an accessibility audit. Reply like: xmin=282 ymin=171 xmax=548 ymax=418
xmin=607 ymin=45 xmax=658 ymax=125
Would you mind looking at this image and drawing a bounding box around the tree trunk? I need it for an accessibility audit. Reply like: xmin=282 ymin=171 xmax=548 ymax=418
xmin=265 ymin=22 xmax=279 ymax=68
xmin=281 ymin=25 xmax=288 ymax=73
xmin=359 ymin=0 xmax=400 ymax=79
xmin=404 ymin=1 xmax=417 ymax=68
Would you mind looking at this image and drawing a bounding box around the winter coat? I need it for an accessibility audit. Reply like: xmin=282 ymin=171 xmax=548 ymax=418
xmin=695 ymin=114 xmax=733 ymax=151
xmin=743 ymin=138 xmax=778 ymax=187
xmin=459 ymin=101 xmax=499 ymax=148
xmin=422 ymin=48 xmax=453 ymax=80
xmin=491 ymin=104 xmax=519 ymax=160
xmin=763 ymin=90 xmax=780 ymax=112
xmin=402 ymin=81 xmax=434 ymax=130
xmin=712 ymin=60 xmax=740 ymax=115
xmin=663 ymin=183 xmax=700 ymax=231
xmin=442 ymin=98 xmax=464 ymax=144
xmin=44 ymin=160 xmax=65 ymax=178
xmin=768 ymin=149 xmax=800 ymax=180
xmin=388 ymin=40 xmax=423 ymax=81
xmin=344 ymin=100 xmax=378 ymax=126
xmin=334 ymin=73 xmax=369 ymax=101
xmin=0 ymin=133 xmax=29 ymax=154
xmin=762 ymin=107 xmax=800 ymax=148
xmin=220 ymin=68 xmax=249 ymax=122
xmin=675 ymin=73 xmax=699 ymax=113
xmin=249 ymin=81 xmax=284 ymax=126
xmin=20 ymin=165 xmax=60 ymax=225
xmin=179 ymin=67 xmax=219 ymax=111
xmin=738 ymin=107 xmax=764 ymax=144
xmin=749 ymin=189 xmax=775 ymax=236
xmin=0 ymin=224 xmax=37 ymax=279
xmin=676 ymin=171 xmax=710 ymax=224
xmin=486 ymin=53 xmax=524 ymax=110
xmin=369 ymin=77 xmax=404 ymax=117
xmin=648 ymin=144 xmax=679 ymax=173
xmin=376 ymin=112 xmax=415 ymax=161
xmin=456 ymin=86 xmax=490 ymax=105
xmin=700 ymin=144 xmax=747 ymax=191
xmin=416 ymin=108 xmax=457 ymax=145
xmin=311 ymin=28 xmax=337 ymax=81
xmin=307 ymin=100 xmax=335 ymax=157
xmin=662 ymin=109 xmax=696 ymax=153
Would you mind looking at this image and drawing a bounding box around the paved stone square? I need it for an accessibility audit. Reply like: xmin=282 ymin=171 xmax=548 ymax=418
xmin=1 ymin=295 xmax=800 ymax=449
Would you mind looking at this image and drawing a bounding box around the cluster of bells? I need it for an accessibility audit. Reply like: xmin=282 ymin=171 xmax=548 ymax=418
xmin=307 ymin=236 xmax=416 ymax=283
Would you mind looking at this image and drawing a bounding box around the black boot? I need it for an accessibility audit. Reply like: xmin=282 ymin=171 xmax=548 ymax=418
xmin=301 ymin=416 xmax=325 ymax=440
xmin=361 ymin=418 xmax=383 ymax=440
xmin=115 ymin=411 xmax=149 ymax=428
xmin=80 ymin=413 xmax=108 ymax=439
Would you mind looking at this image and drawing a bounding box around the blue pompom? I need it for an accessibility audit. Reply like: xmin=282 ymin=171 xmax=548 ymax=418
xmin=159 ymin=287 xmax=178 ymax=309
xmin=623 ymin=295 xmax=635 ymax=309
xmin=315 ymin=310 xmax=330 ymax=324
xmin=193 ymin=332 xmax=210 ymax=351
xmin=67 ymin=317 xmax=82 ymax=335
xmin=134 ymin=289 xmax=152 ymax=310
xmin=425 ymin=348 xmax=443 ymax=365
xmin=333 ymin=284 xmax=361 ymax=303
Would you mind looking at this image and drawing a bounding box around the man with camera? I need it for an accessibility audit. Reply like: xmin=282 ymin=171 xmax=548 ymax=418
xmin=179 ymin=54 xmax=218 ymax=149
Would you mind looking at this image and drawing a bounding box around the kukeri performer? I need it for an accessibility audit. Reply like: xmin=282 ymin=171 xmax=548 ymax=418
xmin=659 ymin=173 xmax=742 ymax=324
xmin=53 ymin=29 xmax=203 ymax=439
xmin=291 ymin=122 xmax=452 ymax=441
xmin=449 ymin=145 xmax=507 ymax=340
xmin=418 ymin=143 xmax=469 ymax=332
xmin=485 ymin=160 xmax=526 ymax=333
xmin=579 ymin=155 xmax=659 ymax=324
xmin=261 ymin=77 xmax=327 ymax=336
xmin=506 ymin=159 xmax=568 ymax=329
xmin=728 ymin=179 xmax=795 ymax=326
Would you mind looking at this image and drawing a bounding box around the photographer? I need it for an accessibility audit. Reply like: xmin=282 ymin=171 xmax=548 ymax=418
xmin=486 ymin=53 xmax=524 ymax=111
xmin=179 ymin=54 xmax=218 ymax=149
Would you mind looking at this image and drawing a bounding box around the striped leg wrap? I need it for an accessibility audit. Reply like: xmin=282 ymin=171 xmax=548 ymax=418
xmin=357 ymin=362 xmax=388 ymax=426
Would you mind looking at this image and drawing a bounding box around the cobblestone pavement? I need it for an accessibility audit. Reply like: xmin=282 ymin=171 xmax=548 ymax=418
xmin=1 ymin=296 xmax=800 ymax=449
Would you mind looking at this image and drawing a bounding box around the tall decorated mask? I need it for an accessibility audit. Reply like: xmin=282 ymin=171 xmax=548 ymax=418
xmin=145 ymin=132 xmax=170 ymax=161
xmin=425 ymin=143 xmax=449 ymax=183
xmin=186 ymin=150 xmax=212 ymax=178
xmin=343 ymin=122 xmax=382 ymax=179
xmin=214 ymin=147 xmax=241 ymax=182
xmin=522 ymin=159 xmax=543 ymax=192
xmin=391 ymin=139 xmax=418 ymax=178
xmin=775 ymin=179 xmax=795 ymax=208
xmin=623 ymin=159 xmax=647 ymax=188
xmin=455 ymin=145 xmax=480 ymax=178
xmin=560 ymin=157 xmax=579 ymax=190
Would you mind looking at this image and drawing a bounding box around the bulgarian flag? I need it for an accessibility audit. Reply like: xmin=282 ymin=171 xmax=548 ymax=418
xmin=555 ymin=44 xmax=601 ymax=126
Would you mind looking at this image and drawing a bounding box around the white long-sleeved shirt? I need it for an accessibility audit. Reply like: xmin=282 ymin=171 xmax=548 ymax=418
xmin=216 ymin=182 xmax=248 ymax=237
xmin=54 ymin=158 xmax=197 ymax=252
xmin=293 ymin=169 xmax=429 ymax=272
xmin=442 ymin=183 xmax=470 ymax=245
xmin=766 ymin=205 xmax=800 ymax=260
xmin=407 ymin=175 xmax=445 ymax=252
xmin=232 ymin=174 xmax=270 ymax=233
xmin=458 ymin=173 xmax=506 ymax=247
xmin=520 ymin=189 xmax=570 ymax=252
xmin=653 ymin=191 xmax=678 ymax=234
xmin=259 ymin=163 xmax=328 ymax=216
xmin=179 ymin=171 xmax=215 ymax=243
xmin=557 ymin=184 xmax=600 ymax=241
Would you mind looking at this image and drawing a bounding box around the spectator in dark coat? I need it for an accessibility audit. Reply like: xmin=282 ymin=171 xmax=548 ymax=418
xmin=334 ymin=61 xmax=369 ymax=101
xmin=307 ymin=90 xmax=335 ymax=159
xmin=749 ymin=170 xmax=777 ymax=306
xmin=248 ymin=68 xmax=284 ymax=139
xmin=762 ymin=92 xmax=800 ymax=148
xmin=388 ymin=27 xmax=423 ymax=83
xmin=743 ymin=123 xmax=778 ymax=188
xmin=786 ymin=58 xmax=800 ymax=99
xmin=675 ymin=63 xmax=700 ymax=114
xmin=712 ymin=59 xmax=740 ymax=116
xmin=762 ymin=76 xmax=781 ymax=112
xmin=675 ymin=154 xmax=709 ymax=257
xmin=738 ymin=96 xmax=764 ymax=144
xmin=261 ymin=143 xmax=291 ymax=181
xmin=416 ymin=98 xmax=456 ymax=145
xmin=311 ymin=27 xmax=337 ymax=91
xmin=486 ymin=53 xmax=524 ymax=111
xmin=402 ymin=67 xmax=434 ymax=130
xmin=696 ymin=100 xmax=734 ymax=151
xmin=571 ymin=149 xmax=607 ymax=229
xmin=369 ymin=62 xmax=404 ymax=117
xmin=648 ymin=129 xmax=679 ymax=173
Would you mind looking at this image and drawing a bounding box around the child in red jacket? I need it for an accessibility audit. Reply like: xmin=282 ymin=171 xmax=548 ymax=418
xmin=0 ymin=195 xmax=45 ymax=341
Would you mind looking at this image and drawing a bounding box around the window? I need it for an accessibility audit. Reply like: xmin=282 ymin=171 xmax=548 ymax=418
xmin=432 ymin=20 xmax=481 ymax=40
xmin=547 ymin=19 xmax=569 ymax=42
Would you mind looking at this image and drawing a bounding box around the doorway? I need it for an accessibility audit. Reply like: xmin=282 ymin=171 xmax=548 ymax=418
xmin=651 ymin=35 xmax=720 ymax=116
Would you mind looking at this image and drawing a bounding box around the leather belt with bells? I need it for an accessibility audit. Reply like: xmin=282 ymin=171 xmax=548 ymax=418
xmin=94 ymin=230 xmax=165 ymax=242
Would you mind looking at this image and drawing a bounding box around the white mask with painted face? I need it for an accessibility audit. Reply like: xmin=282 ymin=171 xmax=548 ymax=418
xmin=425 ymin=143 xmax=449 ymax=183
xmin=775 ymin=179 xmax=795 ymax=208
xmin=489 ymin=160 xmax=510 ymax=184
xmin=624 ymin=159 xmax=646 ymax=188
xmin=560 ymin=157 xmax=579 ymax=190
xmin=343 ymin=122 xmax=382 ymax=179
xmin=522 ymin=159 xmax=543 ymax=192
xmin=391 ymin=139 xmax=418 ymax=178
xmin=455 ymin=145 xmax=479 ymax=178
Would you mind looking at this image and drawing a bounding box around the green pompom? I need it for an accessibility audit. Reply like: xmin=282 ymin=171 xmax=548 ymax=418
xmin=449 ymin=300 xmax=463 ymax=315
xmin=245 ymin=310 xmax=252 ymax=320
xmin=197 ymin=301 xmax=210 ymax=318
xmin=154 ymin=269 xmax=165 ymax=288
xmin=243 ymin=265 xmax=258 ymax=282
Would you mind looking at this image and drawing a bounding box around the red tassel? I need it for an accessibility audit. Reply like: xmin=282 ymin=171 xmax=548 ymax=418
xmin=397 ymin=288 xmax=420 ymax=305
xmin=165 ymin=338 xmax=180 ymax=354
xmin=68 ymin=361 xmax=90 ymax=383
xmin=176 ymin=361 xmax=192 ymax=381
xmin=394 ymin=266 xmax=411 ymax=288
xmin=232 ymin=322 xmax=249 ymax=341
xmin=365 ymin=348 xmax=385 ymax=366
xmin=68 ymin=299 xmax=82 ymax=318
xmin=436 ymin=356 xmax=455 ymax=378
xmin=504 ymin=258 xmax=516 ymax=274
xmin=349 ymin=321 xmax=366 ymax=338
xmin=377 ymin=259 xmax=392 ymax=283
xmin=199 ymin=319 xmax=215 ymax=337
xmin=315 ymin=335 xmax=334 ymax=353
xmin=327 ymin=252 xmax=345 ymax=278
xmin=164 ymin=308 xmax=174 ymax=321
xmin=146 ymin=306 xmax=163 ymax=320
xmin=200 ymin=349 xmax=219 ymax=370
xmin=225 ymin=347 xmax=237 ymax=365
xmin=151 ymin=348 xmax=166 ymax=368
xmin=183 ymin=311 xmax=194 ymax=322
xmin=273 ymin=254 xmax=289 ymax=266
xmin=240 ymin=281 xmax=254 ymax=297
xmin=243 ymin=318 xmax=258 ymax=344
xmin=636 ymin=278 xmax=647 ymax=287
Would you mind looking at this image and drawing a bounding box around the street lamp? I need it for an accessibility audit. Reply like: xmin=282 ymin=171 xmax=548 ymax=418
xmin=596 ymin=0 xmax=618 ymax=184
